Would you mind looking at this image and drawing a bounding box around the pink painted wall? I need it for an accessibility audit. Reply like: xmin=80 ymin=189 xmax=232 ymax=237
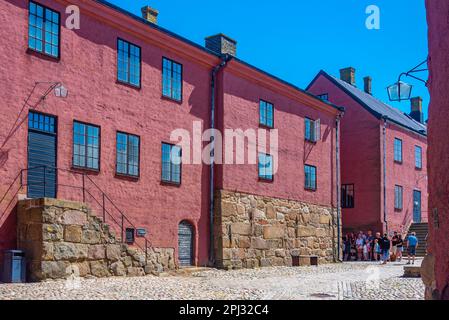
xmin=0 ymin=0 xmax=215 ymax=266
xmin=217 ymin=70 xmax=338 ymax=208
xmin=308 ymin=74 xmax=428 ymax=234
xmin=385 ymin=124 xmax=428 ymax=233
xmin=308 ymin=76 xmax=382 ymax=232
xmin=426 ymin=0 xmax=449 ymax=299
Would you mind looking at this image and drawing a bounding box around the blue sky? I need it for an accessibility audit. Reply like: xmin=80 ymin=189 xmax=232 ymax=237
xmin=107 ymin=0 xmax=429 ymax=119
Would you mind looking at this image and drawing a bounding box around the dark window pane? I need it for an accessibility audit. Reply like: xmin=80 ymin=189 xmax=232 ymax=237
xmin=73 ymin=122 xmax=100 ymax=170
xmin=162 ymin=58 xmax=182 ymax=101
xmin=28 ymin=2 xmax=59 ymax=57
xmin=117 ymin=39 xmax=141 ymax=86
xmin=116 ymin=132 xmax=139 ymax=176
xmin=161 ymin=143 xmax=182 ymax=184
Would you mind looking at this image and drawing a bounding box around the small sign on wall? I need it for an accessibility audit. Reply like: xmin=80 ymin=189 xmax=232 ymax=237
xmin=136 ymin=228 xmax=147 ymax=237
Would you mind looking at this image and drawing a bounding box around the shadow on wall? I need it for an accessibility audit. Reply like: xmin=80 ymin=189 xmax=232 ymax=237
xmin=0 ymin=205 xmax=18 ymax=274
xmin=0 ymin=150 xmax=8 ymax=168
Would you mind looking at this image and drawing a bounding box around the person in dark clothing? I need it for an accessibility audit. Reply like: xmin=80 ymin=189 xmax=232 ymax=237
xmin=381 ymin=234 xmax=391 ymax=265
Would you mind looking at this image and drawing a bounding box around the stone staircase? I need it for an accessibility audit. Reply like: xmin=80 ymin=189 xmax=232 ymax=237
xmin=405 ymin=223 xmax=428 ymax=257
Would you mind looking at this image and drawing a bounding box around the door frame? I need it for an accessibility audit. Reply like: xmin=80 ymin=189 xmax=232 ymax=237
xmin=177 ymin=220 xmax=195 ymax=267
xmin=413 ymin=190 xmax=422 ymax=223
xmin=26 ymin=110 xmax=58 ymax=198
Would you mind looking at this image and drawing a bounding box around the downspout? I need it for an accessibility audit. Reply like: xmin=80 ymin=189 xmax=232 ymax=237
xmin=336 ymin=112 xmax=343 ymax=262
xmin=209 ymin=55 xmax=230 ymax=266
xmin=382 ymin=116 xmax=389 ymax=234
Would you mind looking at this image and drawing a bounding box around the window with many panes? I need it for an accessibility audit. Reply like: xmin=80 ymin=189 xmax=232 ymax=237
xmin=161 ymin=143 xmax=182 ymax=184
xmin=28 ymin=1 xmax=60 ymax=58
xmin=258 ymin=153 xmax=273 ymax=181
xmin=116 ymin=132 xmax=140 ymax=177
xmin=415 ymin=146 xmax=422 ymax=169
xmin=395 ymin=185 xmax=403 ymax=210
xmin=259 ymin=100 xmax=274 ymax=128
xmin=394 ymin=138 xmax=403 ymax=163
xmin=305 ymin=118 xmax=321 ymax=142
xmin=162 ymin=57 xmax=182 ymax=101
xmin=304 ymin=165 xmax=317 ymax=190
xmin=341 ymin=184 xmax=354 ymax=208
xmin=73 ymin=122 xmax=100 ymax=170
xmin=117 ymin=39 xmax=141 ymax=87
xmin=28 ymin=111 xmax=56 ymax=133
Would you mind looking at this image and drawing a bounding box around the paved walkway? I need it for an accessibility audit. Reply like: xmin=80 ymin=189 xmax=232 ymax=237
xmin=0 ymin=261 xmax=424 ymax=300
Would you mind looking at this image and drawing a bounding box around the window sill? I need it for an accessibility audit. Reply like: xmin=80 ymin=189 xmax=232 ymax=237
xmin=394 ymin=160 xmax=403 ymax=165
xmin=26 ymin=48 xmax=60 ymax=62
xmin=116 ymin=80 xmax=141 ymax=90
xmin=161 ymin=180 xmax=181 ymax=187
xmin=305 ymin=139 xmax=318 ymax=145
xmin=71 ymin=166 xmax=100 ymax=175
xmin=415 ymin=167 xmax=423 ymax=171
xmin=258 ymin=177 xmax=274 ymax=183
xmin=259 ymin=124 xmax=274 ymax=130
xmin=161 ymin=95 xmax=183 ymax=104
xmin=305 ymin=187 xmax=317 ymax=192
xmin=114 ymin=173 xmax=140 ymax=181
xmin=394 ymin=208 xmax=403 ymax=212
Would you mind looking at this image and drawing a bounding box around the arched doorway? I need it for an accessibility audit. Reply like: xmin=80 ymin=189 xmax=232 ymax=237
xmin=178 ymin=221 xmax=194 ymax=267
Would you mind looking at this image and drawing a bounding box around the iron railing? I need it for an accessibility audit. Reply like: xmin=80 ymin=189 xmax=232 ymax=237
xmin=0 ymin=166 xmax=152 ymax=263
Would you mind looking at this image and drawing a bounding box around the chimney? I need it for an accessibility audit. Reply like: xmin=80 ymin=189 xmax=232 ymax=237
xmin=363 ymin=76 xmax=372 ymax=95
xmin=410 ymin=97 xmax=424 ymax=123
xmin=340 ymin=67 xmax=356 ymax=86
xmin=141 ymin=6 xmax=159 ymax=24
xmin=205 ymin=34 xmax=237 ymax=57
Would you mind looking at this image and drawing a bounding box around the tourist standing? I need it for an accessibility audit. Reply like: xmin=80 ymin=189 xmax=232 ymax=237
xmin=406 ymin=232 xmax=419 ymax=265
xmin=381 ymin=234 xmax=391 ymax=265
xmin=396 ymin=234 xmax=404 ymax=262
xmin=391 ymin=231 xmax=399 ymax=261
xmin=356 ymin=233 xmax=364 ymax=261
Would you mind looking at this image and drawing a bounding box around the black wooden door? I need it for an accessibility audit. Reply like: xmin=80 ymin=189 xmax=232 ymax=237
xmin=27 ymin=111 xmax=57 ymax=198
xmin=178 ymin=221 xmax=193 ymax=267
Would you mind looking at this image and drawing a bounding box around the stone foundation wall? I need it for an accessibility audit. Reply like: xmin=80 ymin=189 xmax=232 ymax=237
xmin=17 ymin=198 xmax=175 ymax=282
xmin=214 ymin=190 xmax=340 ymax=269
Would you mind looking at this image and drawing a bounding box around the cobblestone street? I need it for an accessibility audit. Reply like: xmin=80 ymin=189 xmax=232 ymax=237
xmin=0 ymin=261 xmax=424 ymax=300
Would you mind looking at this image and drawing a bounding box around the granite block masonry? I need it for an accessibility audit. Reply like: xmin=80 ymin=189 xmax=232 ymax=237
xmin=17 ymin=198 xmax=176 ymax=282
xmin=214 ymin=190 xmax=340 ymax=269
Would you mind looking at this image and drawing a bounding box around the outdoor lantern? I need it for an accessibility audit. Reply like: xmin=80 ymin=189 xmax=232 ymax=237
xmin=54 ymin=84 xmax=68 ymax=98
xmin=387 ymin=81 xmax=413 ymax=102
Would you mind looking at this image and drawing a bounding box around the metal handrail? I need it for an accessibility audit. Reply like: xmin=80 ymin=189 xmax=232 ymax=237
xmin=0 ymin=165 xmax=154 ymax=263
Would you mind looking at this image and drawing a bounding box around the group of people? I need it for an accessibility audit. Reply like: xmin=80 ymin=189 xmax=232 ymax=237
xmin=343 ymin=231 xmax=419 ymax=265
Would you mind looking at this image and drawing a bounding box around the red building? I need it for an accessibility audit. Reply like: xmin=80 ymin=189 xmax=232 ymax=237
xmin=308 ymin=68 xmax=428 ymax=236
xmin=0 ymin=0 xmax=342 ymax=275
xmin=425 ymin=0 xmax=449 ymax=300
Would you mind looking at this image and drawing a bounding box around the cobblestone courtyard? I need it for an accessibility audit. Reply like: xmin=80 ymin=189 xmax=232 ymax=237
xmin=0 ymin=261 xmax=424 ymax=300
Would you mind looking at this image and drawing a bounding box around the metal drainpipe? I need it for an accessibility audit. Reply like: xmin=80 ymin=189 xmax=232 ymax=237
xmin=336 ymin=113 xmax=343 ymax=262
xmin=209 ymin=55 xmax=230 ymax=266
xmin=382 ymin=116 xmax=389 ymax=234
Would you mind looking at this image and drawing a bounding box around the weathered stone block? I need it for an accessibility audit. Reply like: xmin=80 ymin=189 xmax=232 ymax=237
xmin=62 ymin=210 xmax=87 ymax=226
xmin=111 ymin=261 xmax=126 ymax=276
xmin=88 ymin=245 xmax=105 ymax=260
xmin=64 ymin=225 xmax=82 ymax=243
xmin=266 ymin=203 xmax=276 ymax=219
xmin=106 ymin=244 xmax=122 ymax=262
xmin=42 ymin=242 xmax=54 ymax=261
xmin=54 ymin=243 xmax=88 ymax=261
xmin=319 ymin=215 xmax=331 ymax=225
xmin=41 ymin=261 xmax=71 ymax=279
xmin=82 ymin=229 xmax=101 ymax=244
xmin=231 ymin=222 xmax=251 ymax=235
xmin=127 ymin=267 xmax=145 ymax=277
xmin=43 ymin=223 xmax=63 ymax=241
xmin=90 ymin=260 xmax=111 ymax=278
xmin=251 ymin=237 xmax=268 ymax=250
xmin=297 ymin=226 xmax=315 ymax=237
xmin=263 ymin=226 xmax=284 ymax=239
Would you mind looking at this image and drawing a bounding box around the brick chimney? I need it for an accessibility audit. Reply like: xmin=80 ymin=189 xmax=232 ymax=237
xmin=410 ymin=97 xmax=424 ymax=123
xmin=205 ymin=34 xmax=237 ymax=57
xmin=141 ymin=6 xmax=159 ymax=24
xmin=363 ymin=76 xmax=372 ymax=95
xmin=340 ymin=67 xmax=356 ymax=86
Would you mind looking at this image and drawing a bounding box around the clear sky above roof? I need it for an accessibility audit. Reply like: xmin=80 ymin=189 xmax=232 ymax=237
xmin=105 ymin=0 xmax=429 ymax=119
